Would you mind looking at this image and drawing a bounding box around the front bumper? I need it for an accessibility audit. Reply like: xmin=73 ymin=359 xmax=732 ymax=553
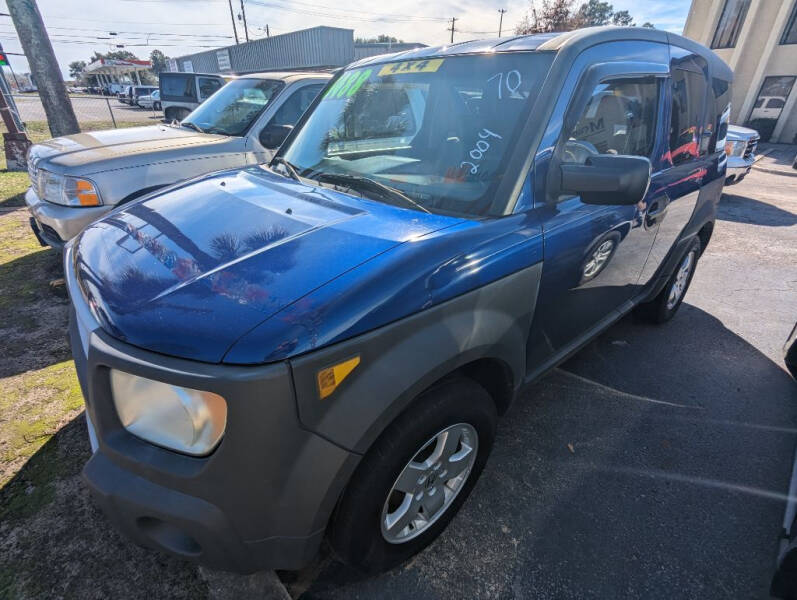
xmin=26 ymin=187 xmax=110 ymax=248
xmin=64 ymin=245 xmax=359 ymax=572
xmin=725 ymin=156 xmax=754 ymax=185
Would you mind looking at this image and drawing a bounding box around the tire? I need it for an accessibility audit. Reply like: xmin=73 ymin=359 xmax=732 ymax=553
xmin=635 ymin=237 xmax=701 ymax=324
xmin=164 ymin=107 xmax=189 ymax=122
xmin=328 ymin=377 xmax=497 ymax=573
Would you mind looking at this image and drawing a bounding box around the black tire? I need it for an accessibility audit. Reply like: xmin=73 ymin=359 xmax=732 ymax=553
xmin=328 ymin=377 xmax=497 ymax=573
xmin=635 ymin=237 xmax=701 ymax=324
xmin=164 ymin=107 xmax=189 ymax=122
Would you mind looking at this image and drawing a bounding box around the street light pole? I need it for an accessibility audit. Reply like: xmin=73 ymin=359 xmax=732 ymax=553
xmin=240 ymin=0 xmax=250 ymax=43
xmin=228 ymin=0 xmax=239 ymax=44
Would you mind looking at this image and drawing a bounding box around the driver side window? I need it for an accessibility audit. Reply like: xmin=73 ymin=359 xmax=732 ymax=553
xmin=564 ymin=78 xmax=660 ymax=164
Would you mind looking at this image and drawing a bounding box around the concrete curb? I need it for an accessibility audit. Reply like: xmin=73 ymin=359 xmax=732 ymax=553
xmin=751 ymin=163 xmax=797 ymax=178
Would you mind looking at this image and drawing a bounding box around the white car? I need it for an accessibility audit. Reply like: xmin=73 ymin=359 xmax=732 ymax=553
xmin=750 ymin=96 xmax=786 ymax=121
xmin=137 ymin=89 xmax=161 ymax=111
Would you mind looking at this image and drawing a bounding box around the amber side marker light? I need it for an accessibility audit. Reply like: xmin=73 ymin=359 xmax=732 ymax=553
xmin=317 ymin=356 xmax=361 ymax=399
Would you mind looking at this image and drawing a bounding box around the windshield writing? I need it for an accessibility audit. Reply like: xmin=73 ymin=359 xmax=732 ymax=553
xmin=282 ymin=53 xmax=552 ymax=216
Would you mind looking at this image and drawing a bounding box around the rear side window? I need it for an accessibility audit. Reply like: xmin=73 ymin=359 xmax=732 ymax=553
xmin=161 ymin=74 xmax=196 ymax=100
xmin=669 ymin=69 xmax=708 ymax=165
xmin=710 ymin=77 xmax=731 ymax=153
xmin=198 ymin=77 xmax=223 ymax=100
xmin=563 ymin=78 xmax=659 ymax=163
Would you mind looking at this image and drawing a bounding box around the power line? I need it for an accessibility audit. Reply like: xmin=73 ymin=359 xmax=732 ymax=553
xmin=246 ymin=0 xmax=448 ymax=23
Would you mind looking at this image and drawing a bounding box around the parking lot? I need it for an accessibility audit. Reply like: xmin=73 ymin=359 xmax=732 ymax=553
xmin=0 ymin=160 xmax=795 ymax=598
xmin=11 ymin=94 xmax=160 ymax=126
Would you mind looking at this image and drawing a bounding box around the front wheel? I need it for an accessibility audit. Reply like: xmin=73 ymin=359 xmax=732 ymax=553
xmin=635 ymin=237 xmax=701 ymax=323
xmin=328 ymin=378 xmax=496 ymax=573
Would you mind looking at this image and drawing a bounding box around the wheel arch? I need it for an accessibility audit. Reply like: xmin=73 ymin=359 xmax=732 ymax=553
xmin=289 ymin=263 xmax=542 ymax=456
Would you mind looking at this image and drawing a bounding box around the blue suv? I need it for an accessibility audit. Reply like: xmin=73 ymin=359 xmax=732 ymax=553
xmin=66 ymin=27 xmax=732 ymax=573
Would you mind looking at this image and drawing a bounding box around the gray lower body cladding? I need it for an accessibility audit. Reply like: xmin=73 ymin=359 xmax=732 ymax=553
xmin=69 ymin=261 xmax=544 ymax=572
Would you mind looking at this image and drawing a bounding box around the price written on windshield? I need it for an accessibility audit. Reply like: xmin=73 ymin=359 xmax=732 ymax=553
xmin=487 ymin=70 xmax=522 ymax=99
xmin=460 ymin=128 xmax=503 ymax=174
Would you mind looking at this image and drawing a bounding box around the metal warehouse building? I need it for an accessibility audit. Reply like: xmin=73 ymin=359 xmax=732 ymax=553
xmin=169 ymin=26 xmax=354 ymax=74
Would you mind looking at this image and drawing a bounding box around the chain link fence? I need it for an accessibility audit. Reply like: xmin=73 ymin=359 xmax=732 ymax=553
xmin=9 ymin=93 xmax=164 ymax=137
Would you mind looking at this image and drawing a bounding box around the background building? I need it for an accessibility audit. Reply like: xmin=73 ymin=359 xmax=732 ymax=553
xmin=169 ymin=26 xmax=426 ymax=77
xmin=170 ymin=26 xmax=354 ymax=75
xmin=684 ymin=0 xmax=797 ymax=142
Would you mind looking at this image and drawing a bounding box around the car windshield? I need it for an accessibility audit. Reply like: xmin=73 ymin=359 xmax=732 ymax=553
xmin=182 ymin=78 xmax=285 ymax=136
xmin=281 ymin=53 xmax=553 ymax=216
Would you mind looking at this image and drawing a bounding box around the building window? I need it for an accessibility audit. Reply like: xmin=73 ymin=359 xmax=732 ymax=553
xmin=745 ymin=75 xmax=796 ymax=141
xmin=782 ymin=1 xmax=797 ymax=44
xmin=711 ymin=0 xmax=752 ymax=49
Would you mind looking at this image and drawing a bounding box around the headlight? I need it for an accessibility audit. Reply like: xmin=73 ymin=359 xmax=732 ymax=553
xmin=110 ymin=370 xmax=227 ymax=456
xmin=724 ymin=140 xmax=746 ymax=157
xmin=37 ymin=169 xmax=102 ymax=206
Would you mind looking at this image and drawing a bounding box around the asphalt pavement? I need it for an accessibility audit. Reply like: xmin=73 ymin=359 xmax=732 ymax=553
xmin=281 ymin=166 xmax=797 ymax=598
xmin=11 ymin=94 xmax=158 ymax=124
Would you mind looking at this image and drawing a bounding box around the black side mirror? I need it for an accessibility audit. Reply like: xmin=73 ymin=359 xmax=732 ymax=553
xmin=259 ymin=124 xmax=293 ymax=149
xmin=560 ymin=155 xmax=651 ymax=206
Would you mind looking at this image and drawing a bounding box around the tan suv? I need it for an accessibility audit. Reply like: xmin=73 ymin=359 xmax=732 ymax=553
xmin=26 ymin=71 xmax=330 ymax=248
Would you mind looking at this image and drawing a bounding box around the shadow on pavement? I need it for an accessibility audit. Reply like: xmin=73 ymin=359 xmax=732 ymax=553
xmin=719 ymin=193 xmax=797 ymax=227
xmin=757 ymin=143 xmax=797 ymax=168
xmin=289 ymin=304 xmax=797 ymax=599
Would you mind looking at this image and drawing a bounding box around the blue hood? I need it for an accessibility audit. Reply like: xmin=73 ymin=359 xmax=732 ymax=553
xmin=74 ymin=167 xmax=464 ymax=363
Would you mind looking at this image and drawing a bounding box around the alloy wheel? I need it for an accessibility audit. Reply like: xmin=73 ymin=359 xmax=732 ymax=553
xmin=380 ymin=423 xmax=478 ymax=544
xmin=666 ymin=250 xmax=695 ymax=310
xmin=583 ymin=239 xmax=615 ymax=279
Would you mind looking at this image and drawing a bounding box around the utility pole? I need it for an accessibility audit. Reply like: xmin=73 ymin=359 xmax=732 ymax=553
xmin=448 ymin=17 xmax=457 ymax=43
xmin=228 ymin=0 xmax=239 ymax=44
xmin=498 ymin=9 xmax=507 ymax=37
xmin=6 ymin=0 xmax=79 ymax=137
xmin=266 ymin=24 xmax=270 ymax=37
xmin=240 ymin=0 xmax=250 ymax=42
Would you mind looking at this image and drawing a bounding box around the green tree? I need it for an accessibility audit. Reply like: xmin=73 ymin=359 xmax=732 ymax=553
xmin=516 ymin=0 xmax=640 ymax=33
xmin=572 ymin=0 xmax=613 ymax=27
xmin=354 ymin=34 xmax=403 ymax=44
xmin=68 ymin=60 xmax=86 ymax=79
xmin=611 ymin=10 xmax=634 ymax=26
xmin=641 ymin=21 xmax=655 ymax=28
xmin=149 ymin=49 xmax=169 ymax=74
xmin=90 ymin=50 xmax=139 ymax=63
xmin=516 ymin=0 xmax=574 ymax=33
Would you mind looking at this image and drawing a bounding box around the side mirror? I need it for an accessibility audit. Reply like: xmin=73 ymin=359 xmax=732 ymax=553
xmin=560 ymin=155 xmax=651 ymax=206
xmin=259 ymin=124 xmax=293 ymax=149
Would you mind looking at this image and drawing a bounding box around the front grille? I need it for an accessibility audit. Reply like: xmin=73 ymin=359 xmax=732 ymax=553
xmin=744 ymin=137 xmax=758 ymax=159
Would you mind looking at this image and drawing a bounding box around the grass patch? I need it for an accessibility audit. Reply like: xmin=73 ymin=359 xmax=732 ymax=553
xmin=0 ymin=361 xmax=84 ymax=489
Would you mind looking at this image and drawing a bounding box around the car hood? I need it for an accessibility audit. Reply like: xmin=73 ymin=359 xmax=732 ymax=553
xmin=74 ymin=167 xmax=463 ymax=363
xmin=31 ymin=125 xmax=230 ymax=174
xmin=727 ymin=124 xmax=759 ymax=140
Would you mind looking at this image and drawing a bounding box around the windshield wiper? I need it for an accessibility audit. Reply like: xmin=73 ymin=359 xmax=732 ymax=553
xmin=316 ymin=172 xmax=431 ymax=214
xmin=270 ymin=156 xmax=301 ymax=182
xmin=181 ymin=121 xmax=204 ymax=133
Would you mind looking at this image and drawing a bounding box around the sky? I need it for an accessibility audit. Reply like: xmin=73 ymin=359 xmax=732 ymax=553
xmin=0 ymin=0 xmax=692 ymax=79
